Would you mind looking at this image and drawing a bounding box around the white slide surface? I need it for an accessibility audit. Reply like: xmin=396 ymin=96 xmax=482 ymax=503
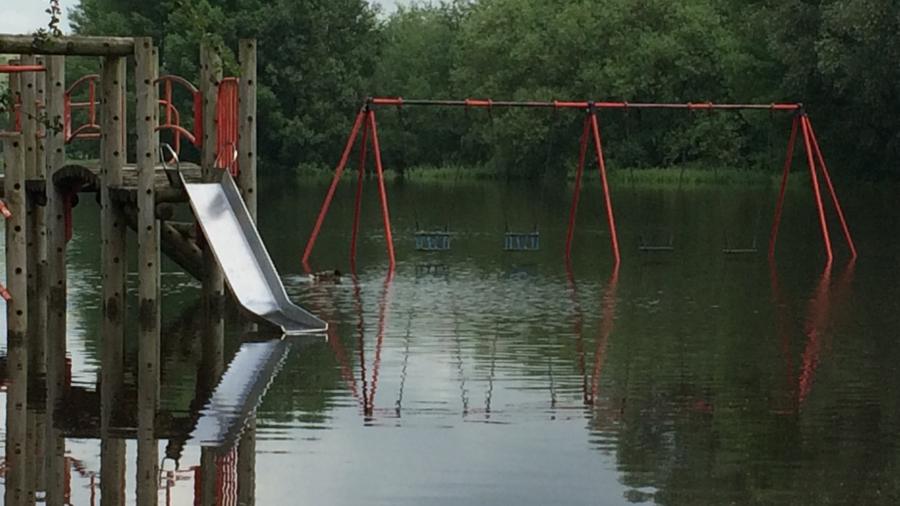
xmin=181 ymin=171 xmax=327 ymax=335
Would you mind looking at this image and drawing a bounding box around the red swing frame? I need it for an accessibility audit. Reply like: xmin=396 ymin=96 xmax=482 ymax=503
xmin=301 ymin=97 xmax=857 ymax=273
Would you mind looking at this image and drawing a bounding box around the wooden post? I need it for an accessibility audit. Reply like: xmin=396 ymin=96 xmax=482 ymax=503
xmin=29 ymin=55 xmax=47 ymax=506
xmin=134 ymin=37 xmax=160 ymax=506
xmin=238 ymin=39 xmax=258 ymax=221
xmin=237 ymin=418 xmax=257 ymax=505
xmin=100 ymin=54 xmax=129 ymax=506
xmin=20 ymin=55 xmax=48 ymax=381
xmin=3 ymin=133 xmax=28 ymax=506
xmin=199 ymin=41 xmax=226 ymax=375
xmin=42 ymin=54 xmax=68 ymax=506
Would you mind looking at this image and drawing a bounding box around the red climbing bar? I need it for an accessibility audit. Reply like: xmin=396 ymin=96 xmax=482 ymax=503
xmin=564 ymin=116 xmax=591 ymax=259
xmin=769 ymin=115 xmax=800 ymax=258
xmin=800 ymin=115 xmax=833 ymax=265
xmin=302 ymin=109 xmax=367 ymax=269
xmin=370 ymin=97 xmax=404 ymax=106
xmin=0 ymin=65 xmax=46 ymax=73
xmin=350 ymin=118 xmax=370 ymax=269
xmin=804 ymin=117 xmax=858 ymax=259
xmin=555 ymin=100 xmax=590 ymax=109
xmin=589 ymin=110 xmax=621 ymax=266
xmin=367 ymin=109 xmax=397 ymax=270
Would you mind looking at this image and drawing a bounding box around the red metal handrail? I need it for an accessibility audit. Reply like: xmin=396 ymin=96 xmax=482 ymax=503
xmin=64 ymin=74 xmax=100 ymax=142
xmin=155 ymin=74 xmax=203 ymax=158
xmin=215 ymin=77 xmax=239 ymax=175
xmin=1 ymin=64 xmax=46 ymax=135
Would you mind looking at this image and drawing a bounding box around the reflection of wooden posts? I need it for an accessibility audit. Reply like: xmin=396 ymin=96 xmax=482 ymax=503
xmin=26 ymin=408 xmax=42 ymax=503
xmin=199 ymin=43 xmax=226 ymax=365
xmin=135 ymin=37 xmax=161 ymax=506
xmin=238 ymin=39 xmax=258 ymax=220
xmin=3 ymin=133 xmax=28 ymax=506
xmin=199 ymin=449 xmax=218 ymax=505
xmin=100 ymin=54 xmax=128 ymax=506
xmin=43 ymin=54 xmax=68 ymax=506
xmin=238 ymin=417 xmax=257 ymax=505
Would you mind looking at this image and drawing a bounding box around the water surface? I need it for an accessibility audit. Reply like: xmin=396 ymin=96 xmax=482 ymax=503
xmin=2 ymin=176 xmax=899 ymax=504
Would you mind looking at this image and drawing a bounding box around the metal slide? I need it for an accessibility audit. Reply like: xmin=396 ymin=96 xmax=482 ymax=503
xmin=181 ymin=170 xmax=327 ymax=335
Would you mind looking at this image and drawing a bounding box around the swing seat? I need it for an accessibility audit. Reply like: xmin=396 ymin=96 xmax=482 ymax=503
xmin=638 ymin=233 xmax=675 ymax=252
xmin=722 ymin=236 xmax=758 ymax=255
xmin=415 ymin=230 xmax=452 ymax=251
xmin=504 ymin=230 xmax=540 ymax=251
xmin=722 ymin=246 xmax=758 ymax=255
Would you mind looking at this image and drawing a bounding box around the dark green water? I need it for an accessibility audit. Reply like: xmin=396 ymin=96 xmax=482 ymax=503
xmin=3 ymin=176 xmax=900 ymax=504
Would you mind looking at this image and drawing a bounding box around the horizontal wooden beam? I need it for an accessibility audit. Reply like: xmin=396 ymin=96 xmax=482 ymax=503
xmin=0 ymin=34 xmax=134 ymax=56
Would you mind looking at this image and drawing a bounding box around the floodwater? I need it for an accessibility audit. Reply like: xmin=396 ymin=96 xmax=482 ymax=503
xmin=2 ymin=175 xmax=900 ymax=505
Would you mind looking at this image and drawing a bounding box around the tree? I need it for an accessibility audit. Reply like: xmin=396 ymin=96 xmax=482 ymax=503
xmin=70 ymin=0 xmax=379 ymax=170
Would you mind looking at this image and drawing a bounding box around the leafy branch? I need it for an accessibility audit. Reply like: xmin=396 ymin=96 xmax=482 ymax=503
xmin=33 ymin=0 xmax=64 ymax=44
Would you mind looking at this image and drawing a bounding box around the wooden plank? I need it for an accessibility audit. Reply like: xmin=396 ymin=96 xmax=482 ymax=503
xmin=0 ymin=34 xmax=134 ymax=56
xmin=3 ymin=134 xmax=28 ymax=506
xmin=134 ymin=37 xmax=160 ymax=506
xmin=99 ymin=55 xmax=128 ymax=506
xmin=3 ymin=162 xmax=202 ymax=201
xmin=42 ymin=54 xmax=68 ymax=506
xmin=238 ymin=39 xmax=258 ymax=221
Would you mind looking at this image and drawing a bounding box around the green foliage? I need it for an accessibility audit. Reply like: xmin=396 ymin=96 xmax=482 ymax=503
xmin=67 ymin=0 xmax=899 ymax=178
xmin=71 ymin=0 xmax=378 ymax=169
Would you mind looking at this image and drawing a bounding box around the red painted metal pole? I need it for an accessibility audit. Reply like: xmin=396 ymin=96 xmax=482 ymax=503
xmin=588 ymin=109 xmax=621 ymax=266
xmin=301 ymin=109 xmax=366 ymax=269
xmin=367 ymin=97 xmax=802 ymax=111
xmin=565 ymin=116 xmax=591 ymax=259
xmin=0 ymin=65 xmax=46 ymax=73
xmin=349 ymin=118 xmax=370 ymax=270
xmin=768 ymin=115 xmax=799 ymax=258
xmin=367 ymin=109 xmax=396 ymax=270
xmin=800 ymin=114 xmax=833 ymax=266
xmin=804 ymin=116 xmax=858 ymax=259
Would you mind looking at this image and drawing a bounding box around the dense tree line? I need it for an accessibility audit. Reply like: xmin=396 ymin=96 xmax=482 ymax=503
xmin=68 ymin=0 xmax=899 ymax=179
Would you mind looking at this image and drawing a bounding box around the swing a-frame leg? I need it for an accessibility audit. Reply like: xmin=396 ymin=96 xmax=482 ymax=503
xmin=768 ymin=112 xmax=856 ymax=265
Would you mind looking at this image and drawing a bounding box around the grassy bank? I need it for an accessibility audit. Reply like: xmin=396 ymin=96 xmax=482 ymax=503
xmin=294 ymin=162 xmax=796 ymax=187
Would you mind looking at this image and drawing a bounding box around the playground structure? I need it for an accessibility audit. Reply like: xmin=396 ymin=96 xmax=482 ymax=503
xmin=0 ymin=33 xmax=326 ymax=505
xmin=302 ymin=97 xmax=857 ymax=270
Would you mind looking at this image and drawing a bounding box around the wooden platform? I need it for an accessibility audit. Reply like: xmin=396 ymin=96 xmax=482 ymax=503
xmin=1 ymin=160 xmax=206 ymax=279
xmin=0 ymin=159 xmax=203 ymax=203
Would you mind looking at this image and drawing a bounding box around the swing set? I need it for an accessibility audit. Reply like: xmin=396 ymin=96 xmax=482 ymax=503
xmin=301 ymin=97 xmax=856 ymax=271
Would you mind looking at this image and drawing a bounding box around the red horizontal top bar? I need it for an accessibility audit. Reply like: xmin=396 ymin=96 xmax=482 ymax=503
xmin=369 ymin=97 xmax=802 ymax=111
xmin=0 ymin=64 xmax=46 ymax=73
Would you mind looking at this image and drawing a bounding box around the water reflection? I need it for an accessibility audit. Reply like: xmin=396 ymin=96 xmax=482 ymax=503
xmin=4 ymin=181 xmax=899 ymax=505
